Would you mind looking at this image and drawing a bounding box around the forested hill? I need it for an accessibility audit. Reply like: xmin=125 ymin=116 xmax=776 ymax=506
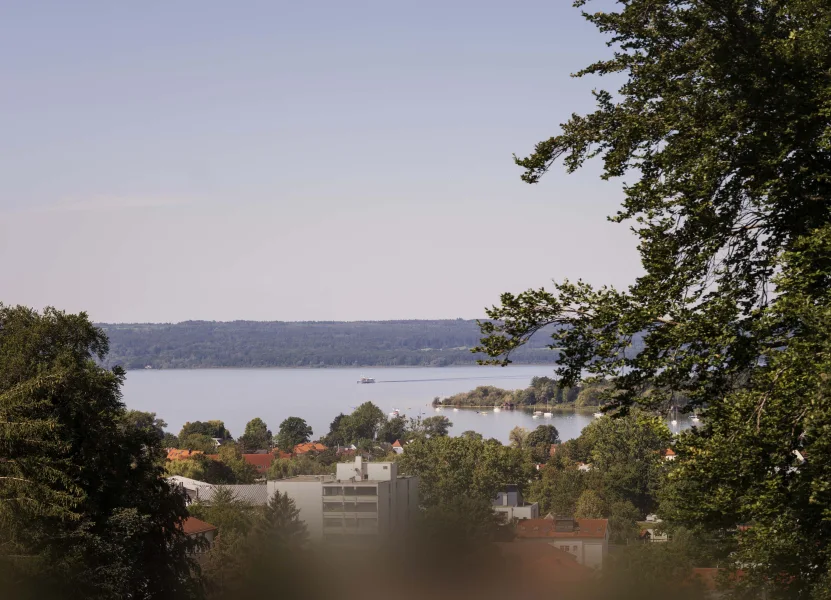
xmin=97 ymin=319 xmax=562 ymax=369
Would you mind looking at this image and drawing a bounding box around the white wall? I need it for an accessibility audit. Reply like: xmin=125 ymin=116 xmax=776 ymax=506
xmin=269 ymin=480 xmax=324 ymax=539
xmin=583 ymin=541 xmax=605 ymax=569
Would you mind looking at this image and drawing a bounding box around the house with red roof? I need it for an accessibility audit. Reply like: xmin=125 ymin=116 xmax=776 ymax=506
xmin=515 ymin=517 xmax=610 ymax=569
xmin=662 ymin=447 xmax=677 ymax=461
xmin=497 ymin=541 xmax=593 ymax=587
xmin=294 ymin=442 xmax=327 ymax=455
xmin=243 ymin=453 xmax=274 ymax=474
xmin=182 ymin=516 xmax=217 ymax=553
xmin=392 ymin=440 xmax=404 ymax=455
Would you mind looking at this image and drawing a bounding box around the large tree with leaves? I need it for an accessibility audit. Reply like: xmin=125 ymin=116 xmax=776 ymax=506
xmin=0 ymin=306 xmax=199 ymax=599
xmin=475 ymin=2 xmax=831 ymax=596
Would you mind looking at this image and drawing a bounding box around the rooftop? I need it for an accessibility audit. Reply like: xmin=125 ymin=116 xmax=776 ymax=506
xmin=281 ymin=474 xmax=335 ymax=482
xmin=516 ymin=518 xmax=608 ymax=540
xmin=182 ymin=516 xmax=217 ymax=535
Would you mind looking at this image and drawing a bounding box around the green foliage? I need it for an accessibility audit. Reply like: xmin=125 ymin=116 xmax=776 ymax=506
xmin=526 ymin=424 xmax=560 ymax=462
xmin=476 ymin=0 xmax=831 ymax=592
xmin=508 ymin=426 xmax=529 ymax=449
xmin=238 ymin=417 xmax=271 ymax=453
xmin=274 ymin=416 xmax=312 ymax=452
xmin=528 ymin=463 xmax=586 ymax=516
xmin=189 ymin=486 xmax=256 ymax=538
xmin=407 ymin=415 xmax=452 ymax=440
xmin=179 ymin=420 xmax=232 ymax=441
xmin=575 ymin=489 xmax=606 ymax=519
xmin=323 ymin=402 xmax=385 ymax=446
xmin=162 ymin=432 xmax=180 ymax=448
xmin=98 ymin=319 xmax=559 ymax=369
xmin=216 ymin=444 xmax=258 ymax=483
xmin=444 ymin=379 xmax=611 ymax=408
xmin=179 ymin=433 xmax=218 ymax=453
xmin=0 ymin=305 xmax=197 ymax=598
xmin=398 ymin=436 xmax=534 ymax=507
xmin=268 ymin=455 xmax=332 ymax=480
xmin=378 ymin=414 xmax=407 ymax=443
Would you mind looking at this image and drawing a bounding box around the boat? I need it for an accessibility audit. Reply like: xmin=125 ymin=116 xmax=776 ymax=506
xmin=533 ymin=410 xmax=543 ymax=416
xmin=480 ymin=411 xmax=488 ymax=415
xmin=593 ymin=412 xmax=603 ymax=418
xmin=358 ymin=376 xmax=376 ymax=384
xmin=453 ymin=408 xmax=459 ymax=412
xmin=532 ymin=414 xmax=539 ymax=419
xmin=543 ymin=412 xmax=553 ymax=418
xmin=691 ymin=413 xmax=700 ymax=423
xmin=434 ymin=407 xmax=442 ymax=412
xmin=493 ymin=407 xmax=501 ymax=413
xmin=670 ymin=406 xmax=678 ymax=427
xmin=388 ymin=409 xmax=400 ymax=417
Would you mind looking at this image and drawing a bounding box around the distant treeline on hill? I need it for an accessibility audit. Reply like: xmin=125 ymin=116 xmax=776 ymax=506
xmin=96 ymin=319 xmax=577 ymax=369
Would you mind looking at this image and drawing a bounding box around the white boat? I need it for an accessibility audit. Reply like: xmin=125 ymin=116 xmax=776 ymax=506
xmin=358 ymin=376 xmax=376 ymax=384
xmin=691 ymin=414 xmax=700 ymax=423
xmin=670 ymin=406 xmax=678 ymax=426
xmin=543 ymin=412 xmax=553 ymax=418
xmin=434 ymin=407 xmax=442 ymax=412
xmin=532 ymin=414 xmax=539 ymax=419
xmin=593 ymin=412 xmax=603 ymax=418
xmin=480 ymin=411 xmax=488 ymax=415
xmin=388 ymin=409 xmax=400 ymax=417
xmin=453 ymin=408 xmax=459 ymax=412
xmin=533 ymin=410 xmax=543 ymax=416
xmin=493 ymin=407 xmax=501 ymax=413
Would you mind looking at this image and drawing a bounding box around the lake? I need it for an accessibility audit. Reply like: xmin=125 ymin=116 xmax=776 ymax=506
xmin=121 ymin=365 xmax=693 ymax=444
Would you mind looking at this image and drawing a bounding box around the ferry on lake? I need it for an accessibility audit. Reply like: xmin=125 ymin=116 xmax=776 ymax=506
xmin=357 ymin=376 xmax=376 ymax=384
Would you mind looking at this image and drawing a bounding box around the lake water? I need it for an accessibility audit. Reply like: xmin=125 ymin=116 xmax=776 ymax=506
xmin=121 ymin=365 xmax=693 ymax=444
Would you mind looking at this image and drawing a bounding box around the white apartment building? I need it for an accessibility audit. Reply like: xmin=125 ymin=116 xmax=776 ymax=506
xmin=268 ymin=456 xmax=419 ymax=542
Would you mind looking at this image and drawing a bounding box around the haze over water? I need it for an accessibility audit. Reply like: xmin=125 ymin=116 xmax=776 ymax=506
xmin=121 ymin=365 xmax=693 ymax=444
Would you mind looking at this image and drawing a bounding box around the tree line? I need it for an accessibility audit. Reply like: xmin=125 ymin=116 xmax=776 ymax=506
xmin=95 ymin=319 xmax=567 ymax=369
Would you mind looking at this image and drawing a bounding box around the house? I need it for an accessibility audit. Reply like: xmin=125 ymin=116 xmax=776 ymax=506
xmin=662 ymin=448 xmax=676 ymax=461
xmin=497 ymin=542 xmax=593 ymax=586
xmin=392 ymin=440 xmax=404 ymax=455
xmin=492 ymin=485 xmax=539 ymax=521
xmin=269 ymin=456 xmax=419 ymax=542
xmin=273 ymin=449 xmax=293 ymax=459
xmin=576 ymin=462 xmax=593 ymax=472
xmin=182 ymin=516 xmax=217 ymax=553
xmin=515 ymin=517 xmax=609 ymax=569
xmin=243 ymin=453 xmax=274 ymax=474
xmin=167 ymin=449 xmax=204 ymax=461
xmin=293 ymin=442 xmax=327 ymax=456
xmin=639 ymin=520 xmax=669 ymax=543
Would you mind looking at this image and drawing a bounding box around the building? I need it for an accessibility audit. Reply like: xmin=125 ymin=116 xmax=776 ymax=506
xmin=392 ymin=440 xmax=404 ymax=454
xmin=497 ymin=542 xmax=593 ymax=586
xmin=662 ymin=448 xmax=677 ymax=461
xmin=515 ymin=517 xmax=609 ymax=569
xmin=293 ymin=442 xmax=327 ymax=455
xmin=182 ymin=516 xmax=217 ymax=553
xmin=166 ymin=449 xmax=204 ymax=461
xmin=269 ymin=456 xmax=419 ymax=542
xmin=493 ymin=485 xmax=539 ymax=521
xmin=243 ymin=453 xmax=274 ymax=475
xmin=168 ymin=476 xmax=269 ymax=506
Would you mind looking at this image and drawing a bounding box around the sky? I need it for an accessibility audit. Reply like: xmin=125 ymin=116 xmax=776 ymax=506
xmin=0 ymin=0 xmax=640 ymax=323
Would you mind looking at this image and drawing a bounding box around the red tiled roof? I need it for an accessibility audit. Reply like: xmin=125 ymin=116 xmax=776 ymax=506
xmin=167 ymin=449 xmax=204 ymax=461
xmin=516 ymin=518 xmax=608 ymax=540
xmin=182 ymin=516 xmax=217 ymax=535
xmin=663 ymin=448 xmax=676 ymax=457
xmin=294 ymin=442 xmax=327 ymax=455
xmin=497 ymin=542 xmax=592 ymax=584
xmin=243 ymin=454 xmax=274 ymax=471
xmin=392 ymin=440 xmax=403 ymax=448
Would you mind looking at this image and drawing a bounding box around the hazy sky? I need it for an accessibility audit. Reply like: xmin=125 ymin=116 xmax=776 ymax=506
xmin=0 ymin=0 xmax=640 ymax=323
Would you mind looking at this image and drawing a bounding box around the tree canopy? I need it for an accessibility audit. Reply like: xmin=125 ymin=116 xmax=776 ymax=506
xmin=274 ymin=417 xmax=313 ymax=452
xmin=475 ymin=1 xmax=831 ymax=595
xmin=239 ymin=417 xmax=272 ymax=452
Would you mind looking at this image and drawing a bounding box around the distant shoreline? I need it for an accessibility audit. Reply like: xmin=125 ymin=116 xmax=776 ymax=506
xmin=124 ymin=364 xmax=559 ymax=373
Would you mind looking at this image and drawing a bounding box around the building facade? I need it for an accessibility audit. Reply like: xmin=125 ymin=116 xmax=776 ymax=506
xmin=515 ymin=517 xmax=609 ymax=569
xmin=493 ymin=485 xmax=540 ymax=521
xmin=269 ymin=456 xmax=419 ymax=542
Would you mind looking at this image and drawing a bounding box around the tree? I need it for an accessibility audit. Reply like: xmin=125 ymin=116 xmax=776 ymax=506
xmin=508 ymin=426 xmax=529 ymax=450
xmin=475 ymin=1 xmax=831 ymax=593
xmin=162 ymin=432 xmax=180 ymax=448
xmin=378 ymin=414 xmax=407 ymax=444
xmin=0 ymin=305 xmax=197 ymax=598
xmin=254 ymin=491 xmax=307 ymax=548
xmin=274 ymin=416 xmax=313 ymax=452
xmin=239 ymin=417 xmax=272 ymax=452
xmin=459 ymin=430 xmax=483 ymax=441
xmin=528 ymin=464 xmax=585 ymax=516
xmin=179 ymin=420 xmax=232 ymax=441
xmin=345 ymin=401 xmax=386 ymax=442
xmin=526 ymin=424 xmax=560 ymax=462
xmin=575 ymin=489 xmax=606 ymax=519
xmin=217 ymin=443 xmax=259 ymax=483
xmin=179 ymin=433 xmax=218 ymax=453
xmin=421 ymin=415 xmax=452 ymax=439
xmin=399 ymin=436 xmax=534 ymax=508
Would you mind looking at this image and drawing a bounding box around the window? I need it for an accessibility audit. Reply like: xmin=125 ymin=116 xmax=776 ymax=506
xmin=573 ymin=545 xmax=578 ymax=552
xmin=559 ymin=545 xmax=570 ymax=552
